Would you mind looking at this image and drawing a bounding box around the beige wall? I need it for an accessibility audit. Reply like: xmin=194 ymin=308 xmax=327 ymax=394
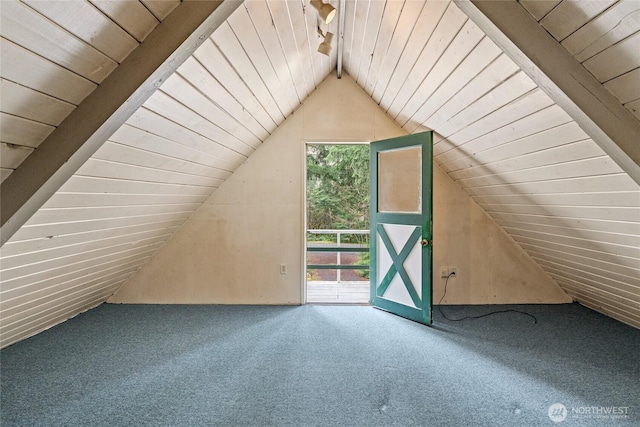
xmin=109 ymin=74 xmax=571 ymax=305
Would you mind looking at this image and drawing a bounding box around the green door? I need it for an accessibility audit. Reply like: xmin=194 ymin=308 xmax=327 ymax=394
xmin=370 ymin=132 xmax=433 ymax=324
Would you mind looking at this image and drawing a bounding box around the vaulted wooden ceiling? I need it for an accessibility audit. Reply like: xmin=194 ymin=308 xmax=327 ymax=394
xmin=1 ymin=0 xmax=639 ymax=347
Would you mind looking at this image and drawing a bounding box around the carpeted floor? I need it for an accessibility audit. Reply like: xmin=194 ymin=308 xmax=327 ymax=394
xmin=1 ymin=303 xmax=638 ymax=426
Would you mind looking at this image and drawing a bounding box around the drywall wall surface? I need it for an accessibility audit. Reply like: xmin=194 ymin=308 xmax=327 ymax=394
xmin=110 ymin=73 xmax=570 ymax=305
xmin=432 ymin=163 xmax=571 ymax=304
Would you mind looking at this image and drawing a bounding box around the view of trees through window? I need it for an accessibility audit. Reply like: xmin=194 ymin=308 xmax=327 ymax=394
xmin=306 ymin=144 xmax=370 ymax=235
xmin=306 ymin=144 xmax=370 ymax=279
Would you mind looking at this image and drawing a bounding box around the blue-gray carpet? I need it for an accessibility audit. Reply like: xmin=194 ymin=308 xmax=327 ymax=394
xmin=1 ymin=303 xmax=638 ymax=426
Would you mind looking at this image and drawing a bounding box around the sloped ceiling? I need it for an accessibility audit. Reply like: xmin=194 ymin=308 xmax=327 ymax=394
xmin=521 ymin=0 xmax=640 ymax=121
xmin=1 ymin=0 xmax=639 ymax=347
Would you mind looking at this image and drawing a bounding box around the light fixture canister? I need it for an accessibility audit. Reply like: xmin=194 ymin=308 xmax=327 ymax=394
xmin=318 ymin=31 xmax=334 ymax=56
xmin=310 ymin=0 xmax=337 ymax=25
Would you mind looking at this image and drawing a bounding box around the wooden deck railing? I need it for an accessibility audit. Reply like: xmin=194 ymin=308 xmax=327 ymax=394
xmin=306 ymin=229 xmax=369 ymax=283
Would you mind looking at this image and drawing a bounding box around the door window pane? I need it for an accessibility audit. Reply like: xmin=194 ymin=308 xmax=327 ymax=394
xmin=378 ymin=146 xmax=421 ymax=213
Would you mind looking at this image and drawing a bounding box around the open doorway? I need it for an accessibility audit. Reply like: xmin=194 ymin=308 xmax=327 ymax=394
xmin=305 ymin=143 xmax=370 ymax=304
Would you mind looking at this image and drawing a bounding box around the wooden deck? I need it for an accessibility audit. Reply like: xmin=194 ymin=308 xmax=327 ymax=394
xmin=306 ymin=281 xmax=370 ymax=304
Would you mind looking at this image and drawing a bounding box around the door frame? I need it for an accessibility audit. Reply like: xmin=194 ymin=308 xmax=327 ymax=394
xmin=302 ymin=140 xmax=370 ymax=305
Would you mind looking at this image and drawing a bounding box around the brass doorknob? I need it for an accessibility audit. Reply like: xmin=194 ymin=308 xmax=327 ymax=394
xmin=420 ymin=239 xmax=430 ymax=246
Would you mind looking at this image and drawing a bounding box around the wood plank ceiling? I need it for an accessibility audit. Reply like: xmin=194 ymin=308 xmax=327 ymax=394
xmin=1 ymin=0 xmax=639 ymax=347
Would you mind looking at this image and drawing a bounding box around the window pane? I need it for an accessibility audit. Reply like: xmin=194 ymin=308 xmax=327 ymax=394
xmin=378 ymin=146 xmax=421 ymax=213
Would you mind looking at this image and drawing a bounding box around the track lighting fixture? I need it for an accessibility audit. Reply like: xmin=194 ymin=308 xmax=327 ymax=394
xmin=310 ymin=0 xmax=336 ymax=25
xmin=318 ymin=31 xmax=334 ymax=56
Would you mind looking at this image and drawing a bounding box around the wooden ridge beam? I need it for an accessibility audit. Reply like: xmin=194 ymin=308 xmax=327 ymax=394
xmin=454 ymin=0 xmax=640 ymax=185
xmin=0 ymin=0 xmax=243 ymax=245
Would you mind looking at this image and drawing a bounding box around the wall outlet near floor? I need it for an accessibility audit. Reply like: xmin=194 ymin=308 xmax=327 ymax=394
xmin=280 ymin=264 xmax=287 ymax=275
xmin=441 ymin=266 xmax=458 ymax=278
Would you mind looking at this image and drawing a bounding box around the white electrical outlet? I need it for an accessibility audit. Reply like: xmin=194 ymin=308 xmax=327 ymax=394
xmin=280 ymin=264 xmax=287 ymax=275
xmin=450 ymin=266 xmax=457 ymax=277
xmin=441 ymin=267 xmax=449 ymax=278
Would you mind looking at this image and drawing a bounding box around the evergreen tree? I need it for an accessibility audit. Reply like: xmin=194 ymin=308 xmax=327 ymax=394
xmin=306 ymin=145 xmax=370 ymax=236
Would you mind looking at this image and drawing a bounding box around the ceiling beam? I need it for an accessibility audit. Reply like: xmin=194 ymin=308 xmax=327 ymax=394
xmin=0 ymin=0 xmax=243 ymax=245
xmin=454 ymin=0 xmax=640 ymax=185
